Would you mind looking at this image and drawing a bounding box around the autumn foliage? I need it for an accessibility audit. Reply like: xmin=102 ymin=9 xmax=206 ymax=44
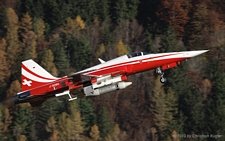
xmin=0 ymin=0 xmax=224 ymax=140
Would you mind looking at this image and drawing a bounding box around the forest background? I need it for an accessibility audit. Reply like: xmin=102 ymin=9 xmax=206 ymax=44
xmin=0 ymin=0 xmax=225 ymax=141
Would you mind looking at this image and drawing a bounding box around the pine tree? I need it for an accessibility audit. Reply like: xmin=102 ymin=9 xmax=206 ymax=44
xmin=97 ymin=0 xmax=110 ymax=22
xmin=164 ymin=55 xmax=205 ymax=135
xmin=202 ymin=59 xmax=225 ymax=138
xmin=96 ymin=43 xmax=106 ymax=58
xmin=89 ymin=124 xmax=100 ymax=141
xmin=34 ymin=96 xmax=65 ymax=125
xmin=144 ymin=31 xmax=155 ymax=52
xmin=46 ymin=116 xmax=59 ymax=141
xmin=0 ymin=38 xmax=10 ymax=83
xmin=33 ymin=0 xmax=44 ymax=18
xmin=107 ymin=124 xmax=127 ymax=141
xmin=78 ymin=99 xmax=96 ymax=132
xmin=116 ymin=40 xmax=129 ymax=56
xmin=159 ymin=24 xmax=178 ymax=53
xmin=186 ymin=2 xmax=208 ymax=49
xmin=112 ymin=0 xmax=139 ymax=23
xmin=17 ymin=135 xmax=27 ymax=141
xmin=58 ymin=101 xmax=84 ymax=141
xmin=46 ymin=116 xmax=57 ymax=133
xmin=11 ymin=106 xmax=37 ymax=141
xmin=5 ymin=8 xmax=21 ymax=72
xmin=19 ymin=12 xmax=37 ymax=60
xmin=67 ymin=0 xmax=99 ymax=24
xmin=59 ymin=15 xmax=86 ymax=56
xmin=50 ymin=39 xmax=69 ymax=76
xmin=42 ymin=0 xmax=71 ymax=29
xmin=41 ymin=49 xmax=58 ymax=76
xmin=149 ymin=76 xmax=178 ymax=139
xmin=33 ymin=18 xmax=45 ymax=39
xmin=33 ymin=18 xmax=47 ymax=52
xmin=68 ymin=37 xmax=91 ymax=71
xmin=97 ymin=107 xmax=113 ymax=138
xmin=61 ymin=16 xmax=85 ymax=39
xmin=0 ymin=105 xmax=12 ymax=140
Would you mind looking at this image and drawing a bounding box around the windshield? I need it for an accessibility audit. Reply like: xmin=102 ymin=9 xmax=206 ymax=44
xmin=127 ymin=52 xmax=151 ymax=58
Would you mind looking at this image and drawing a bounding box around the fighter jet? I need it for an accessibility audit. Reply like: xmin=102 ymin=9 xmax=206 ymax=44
xmin=12 ymin=50 xmax=208 ymax=106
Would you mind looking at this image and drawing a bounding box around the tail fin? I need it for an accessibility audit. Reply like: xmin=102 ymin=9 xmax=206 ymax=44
xmin=21 ymin=59 xmax=58 ymax=92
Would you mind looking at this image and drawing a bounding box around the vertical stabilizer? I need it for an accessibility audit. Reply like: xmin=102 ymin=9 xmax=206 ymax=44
xmin=21 ymin=59 xmax=58 ymax=92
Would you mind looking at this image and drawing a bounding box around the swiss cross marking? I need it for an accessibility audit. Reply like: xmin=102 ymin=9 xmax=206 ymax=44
xmin=22 ymin=79 xmax=32 ymax=86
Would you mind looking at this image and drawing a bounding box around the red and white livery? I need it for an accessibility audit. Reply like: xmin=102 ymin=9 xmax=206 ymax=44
xmin=12 ymin=50 xmax=208 ymax=106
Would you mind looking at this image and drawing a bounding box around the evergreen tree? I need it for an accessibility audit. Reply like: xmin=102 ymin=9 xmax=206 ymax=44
xmin=0 ymin=104 xmax=12 ymax=140
xmin=33 ymin=18 xmax=47 ymax=52
xmin=33 ymin=18 xmax=45 ymax=39
xmin=19 ymin=12 xmax=37 ymax=60
xmin=116 ymin=40 xmax=129 ymax=56
xmin=68 ymin=36 xmax=91 ymax=71
xmin=61 ymin=16 xmax=85 ymax=40
xmin=97 ymin=0 xmax=110 ymax=22
xmin=89 ymin=124 xmax=100 ymax=141
xmin=41 ymin=49 xmax=58 ymax=76
xmin=33 ymin=0 xmax=44 ymax=18
xmin=144 ymin=31 xmax=155 ymax=53
xmin=5 ymin=8 xmax=21 ymax=73
xmin=102 ymin=23 xmax=113 ymax=46
xmin=17 ymin=135 xmax=27 ymax=141
xmin=45 ymin=116 xmax=59 ymax=141
xmin=149 ymin=76 xmax=178 ymax=139
xmin=164 ymin=51 xmax=205 ymax=135
xmin=0 ymin=38 xmax=10 ymax=83
xmin=159 ymin=24 xmax=178 ymax=53
xmin=203 ymin=59 xmax=225 ymax=138
xmin=106 ymin=124 xmax=127 ymax=141
xmin=96 ymin=43 xmax=106 ymax=58
xmin=16 ymin=0 xmax=35 ymax=18
xmin=111 ymin=0 xmax=139 ymax=23
xmin=186 ymin=2 xmax=209 ymax=49
xmin=34 ymin=98 xmax=64 ymax=126
xmin=78 ymin=99 xmax=96 ymax=132
xmin=43 ymin=0 xmax=71 ymax=29
xmin=33 ymin=98 xmax=65 ymax=140
xmin=11 ymin=106 xmax=37 ymax=141
xmin=50 ymin=39 xmax=69 ymax=76
xmin=97 ymin=107 xmax=113 ymax=138
xmin=67 ymin=0 xmax=98 ymax=24
xmin=58 ymin=101 xmax=84 ymax=141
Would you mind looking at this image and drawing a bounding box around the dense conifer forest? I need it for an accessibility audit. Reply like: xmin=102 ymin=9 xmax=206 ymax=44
xmin=0 ymin=0 xmax=225 ymax=140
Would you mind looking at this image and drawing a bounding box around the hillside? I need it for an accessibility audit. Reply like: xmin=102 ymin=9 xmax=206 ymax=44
xmin=0 ymin=0 xmax=225 ymax=141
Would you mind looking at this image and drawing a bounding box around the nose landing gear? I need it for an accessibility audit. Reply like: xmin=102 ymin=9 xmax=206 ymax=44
xmin=156 ymin=67 xmax=167 ymax=83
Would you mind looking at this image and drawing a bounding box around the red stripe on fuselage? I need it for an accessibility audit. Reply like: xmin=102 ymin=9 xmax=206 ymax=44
xmin=84 ymin=53 xmax=184 ymax=76
xmin=91 ymin=53 xmax=182 ymax=73
xmin=84 ymin=56 xmax=188 ymax=76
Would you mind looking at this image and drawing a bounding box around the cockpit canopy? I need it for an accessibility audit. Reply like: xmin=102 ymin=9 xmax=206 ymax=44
xmin=127 ymin=52 xmax=150 ymax=58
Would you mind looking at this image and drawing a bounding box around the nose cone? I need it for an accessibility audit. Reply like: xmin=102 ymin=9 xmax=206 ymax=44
xmin=185 ymin=50 xmax=209 ymax=57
